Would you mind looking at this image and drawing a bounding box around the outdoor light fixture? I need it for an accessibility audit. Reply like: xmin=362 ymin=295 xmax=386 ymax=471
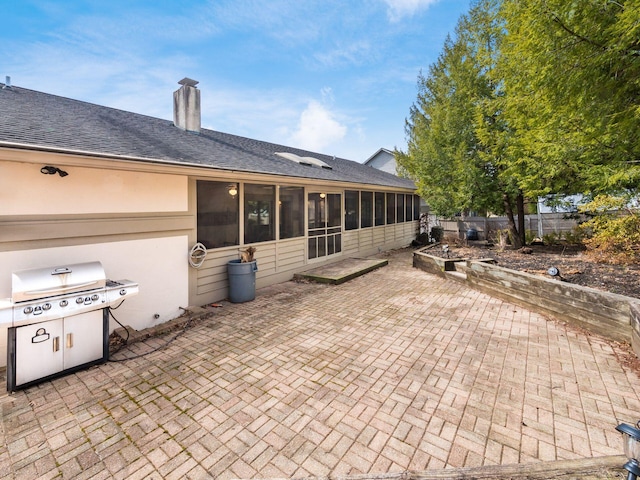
xmin=227 ymin=183 xmax=238 ymax=197
xmin=547 ymin=266 xmax=560 ymax=277
xmin=319 ymin=193 xmax=326 ymax=199
xmin=616 ymin=420 xmax=640 ymax=480
xmin=40 ymin=165 xmax=68 ymax=177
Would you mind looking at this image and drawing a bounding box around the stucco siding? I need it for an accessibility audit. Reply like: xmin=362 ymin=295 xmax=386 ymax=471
xmin=0 ymin=160 xmax=192 ymax=349
xmin=1 ymin=214 xmax=194 ymax=250
xmin=0 ymin=161 xmax=187 ymax=215
xmin=0 ymin=236 xmax=189 ymax=367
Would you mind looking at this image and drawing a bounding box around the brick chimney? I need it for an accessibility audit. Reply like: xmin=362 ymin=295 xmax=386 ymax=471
xmin=173 ymin=77 xmax=201 ymax=133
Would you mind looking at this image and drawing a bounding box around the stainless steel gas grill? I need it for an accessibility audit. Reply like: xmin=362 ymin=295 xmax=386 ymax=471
xmin=3 ymin=261 xmax=138 ymax=391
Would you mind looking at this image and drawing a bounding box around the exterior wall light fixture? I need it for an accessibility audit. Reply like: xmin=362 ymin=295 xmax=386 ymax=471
xmin=40 ymin=165 xmax=68 ymax=177
xmin=616 ymin=420 xmax=640 ymax=479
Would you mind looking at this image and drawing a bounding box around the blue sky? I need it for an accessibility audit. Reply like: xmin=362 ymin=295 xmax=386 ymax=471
xmin=1 ymin=0 xmax=471 ymax=163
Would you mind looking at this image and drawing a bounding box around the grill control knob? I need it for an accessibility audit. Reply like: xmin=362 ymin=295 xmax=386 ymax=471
xmin=119 ymin=289 xmax=127 ymax=296
xmin=91 ymin=294 xmax=99 ymax=301
xmin=42 ymin=303 xmax=52 ymax=311
xmin=23 ymin=306 xmax=33 ymax=314
xmin=60 ymin=299 xmax=68 ymax=307
xmin=76 ymin=297 xmax=84 ymax=304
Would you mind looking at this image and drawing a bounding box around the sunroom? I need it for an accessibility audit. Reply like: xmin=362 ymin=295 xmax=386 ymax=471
xmin=191 ymin=177 xmax=420 ymax=306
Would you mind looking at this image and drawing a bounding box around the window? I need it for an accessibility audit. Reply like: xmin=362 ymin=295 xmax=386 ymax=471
xmin=328 ymin=194 xmax=342 ymax=228
xmin=375 ymin=192 xmax=385 ymax=226
xmin=386 ymin=193 xmax=396 ymax=224
xmin=414 ymin=195 xmax=421 ymax=220
xmin=279 ymin=186 xmax=304 ymax=239
xmin=361 ymin=191 xmax=373 ymax=228
xmin=405 ymin=194 xmax=413 ymax=222
xmin=197 ymin=180 xmax=239 ymax=249
xmin=244 ymin=184 xmax=275 ymax=244
xmin=345 ymin=190 xmax=359 ymax=230
xmin=396 ymin=194 xmax=405 ymax=223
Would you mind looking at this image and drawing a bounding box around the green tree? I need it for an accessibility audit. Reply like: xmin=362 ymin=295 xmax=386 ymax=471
xmin=397 ymin=0 xmax=527 ymax=246
xmin=499 ymin=0 xmax=640 ymax=199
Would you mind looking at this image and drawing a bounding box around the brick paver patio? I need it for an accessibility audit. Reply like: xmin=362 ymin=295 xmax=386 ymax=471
xmin=0 ymin=248 xmax=638 ymax=479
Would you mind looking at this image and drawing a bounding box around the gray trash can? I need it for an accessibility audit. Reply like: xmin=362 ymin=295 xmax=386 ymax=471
xmin=227 ymin=259 xmax=258 ymax=303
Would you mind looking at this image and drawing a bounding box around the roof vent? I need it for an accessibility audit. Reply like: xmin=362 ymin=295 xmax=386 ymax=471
xmin=2 ymin=76 xmax=11 ymax=90
xmin=275 ymin=152 xmax=332 ymax=170
xmin=173 ymin=77 xmax=200 ymax=133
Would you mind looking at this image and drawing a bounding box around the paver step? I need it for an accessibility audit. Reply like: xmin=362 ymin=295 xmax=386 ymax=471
xmin=294 ymin=257 xmax=388 ymax=284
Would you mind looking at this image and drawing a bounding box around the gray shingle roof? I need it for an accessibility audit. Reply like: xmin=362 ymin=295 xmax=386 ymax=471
xmin=0 ymin=84 xmax=414 ymax=190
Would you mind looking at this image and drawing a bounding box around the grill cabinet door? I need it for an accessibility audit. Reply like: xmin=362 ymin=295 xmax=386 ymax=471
xmin=15 ymin=319 xmax=64 ymax=386
xmin=63 ymin=309 xmax=104 ymax=370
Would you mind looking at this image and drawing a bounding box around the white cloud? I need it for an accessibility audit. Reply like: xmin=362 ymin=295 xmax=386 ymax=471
xmin=289 ymin=100 xmax=347 ymax=152
xmin=209 ymin=0 xmax=326 ymax=45
xmin=382 ymin=0 xmax=441 ymax=22
xmin=199 ymin=84 xmax=361 ymax=158
xmin=202 ymin=84 xmax=301 ymax=134
xmin=313 ymin=40 xmax=373 ymax=68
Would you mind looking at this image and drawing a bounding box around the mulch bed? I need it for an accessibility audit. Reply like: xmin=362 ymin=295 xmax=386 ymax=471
xmin=425 ymin=242 xmax=640 ymax=299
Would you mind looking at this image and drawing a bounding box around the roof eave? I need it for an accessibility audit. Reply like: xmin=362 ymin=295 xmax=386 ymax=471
xmin=0 ymin=141 xmax=415 ymax=191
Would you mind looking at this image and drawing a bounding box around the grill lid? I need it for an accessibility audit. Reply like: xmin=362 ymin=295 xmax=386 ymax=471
xmin=12 ymin=261 xmax=106 ymax=303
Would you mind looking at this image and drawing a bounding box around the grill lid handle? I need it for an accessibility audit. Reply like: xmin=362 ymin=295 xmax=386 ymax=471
xmin=25 ymin=280 xmax=100 ymax=296
xmin=52 ymin=267 xmax=72 ymax=275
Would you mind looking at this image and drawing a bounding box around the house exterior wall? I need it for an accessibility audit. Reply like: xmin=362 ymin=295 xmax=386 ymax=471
xmin=0 ymin=155 xmax=192 ymax=367
xmin=188 ymin=181 xmax=418 ymax=307
xmin=1 ymin=161 xmax=187 ymax=215
xmin=0 ymin=150 xmax=417 ymax=368
xmin=365 ymin=150 xmax=396 ymax=175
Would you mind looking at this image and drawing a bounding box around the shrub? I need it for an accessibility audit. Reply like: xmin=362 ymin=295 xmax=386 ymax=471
xmin=579 ymin=195 xmax=640 ymax=264
xmin=525 ymin=230 xmax=537 ymax=245
xmin=542 ymin=231 xmax=562 ymax=246
xmin=562 ymin=227 xmax=586 ymax=246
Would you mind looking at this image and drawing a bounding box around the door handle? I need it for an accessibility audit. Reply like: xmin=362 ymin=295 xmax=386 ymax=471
xmin=53 ymin=336 xmax=60 ymax=352
xmin=66 ymin=333 xmax=73 ymax=349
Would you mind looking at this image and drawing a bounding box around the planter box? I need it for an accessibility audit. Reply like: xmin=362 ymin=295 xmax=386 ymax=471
xmin=413 ymin=248 xmax=640 ymax=347
xmin=413 ymin=252 xmax=465 ymax=277
xmin=465 ymin=260 xmax=632 ymax=343
xmin=413 ymin=249 xmax=495 ymax=278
